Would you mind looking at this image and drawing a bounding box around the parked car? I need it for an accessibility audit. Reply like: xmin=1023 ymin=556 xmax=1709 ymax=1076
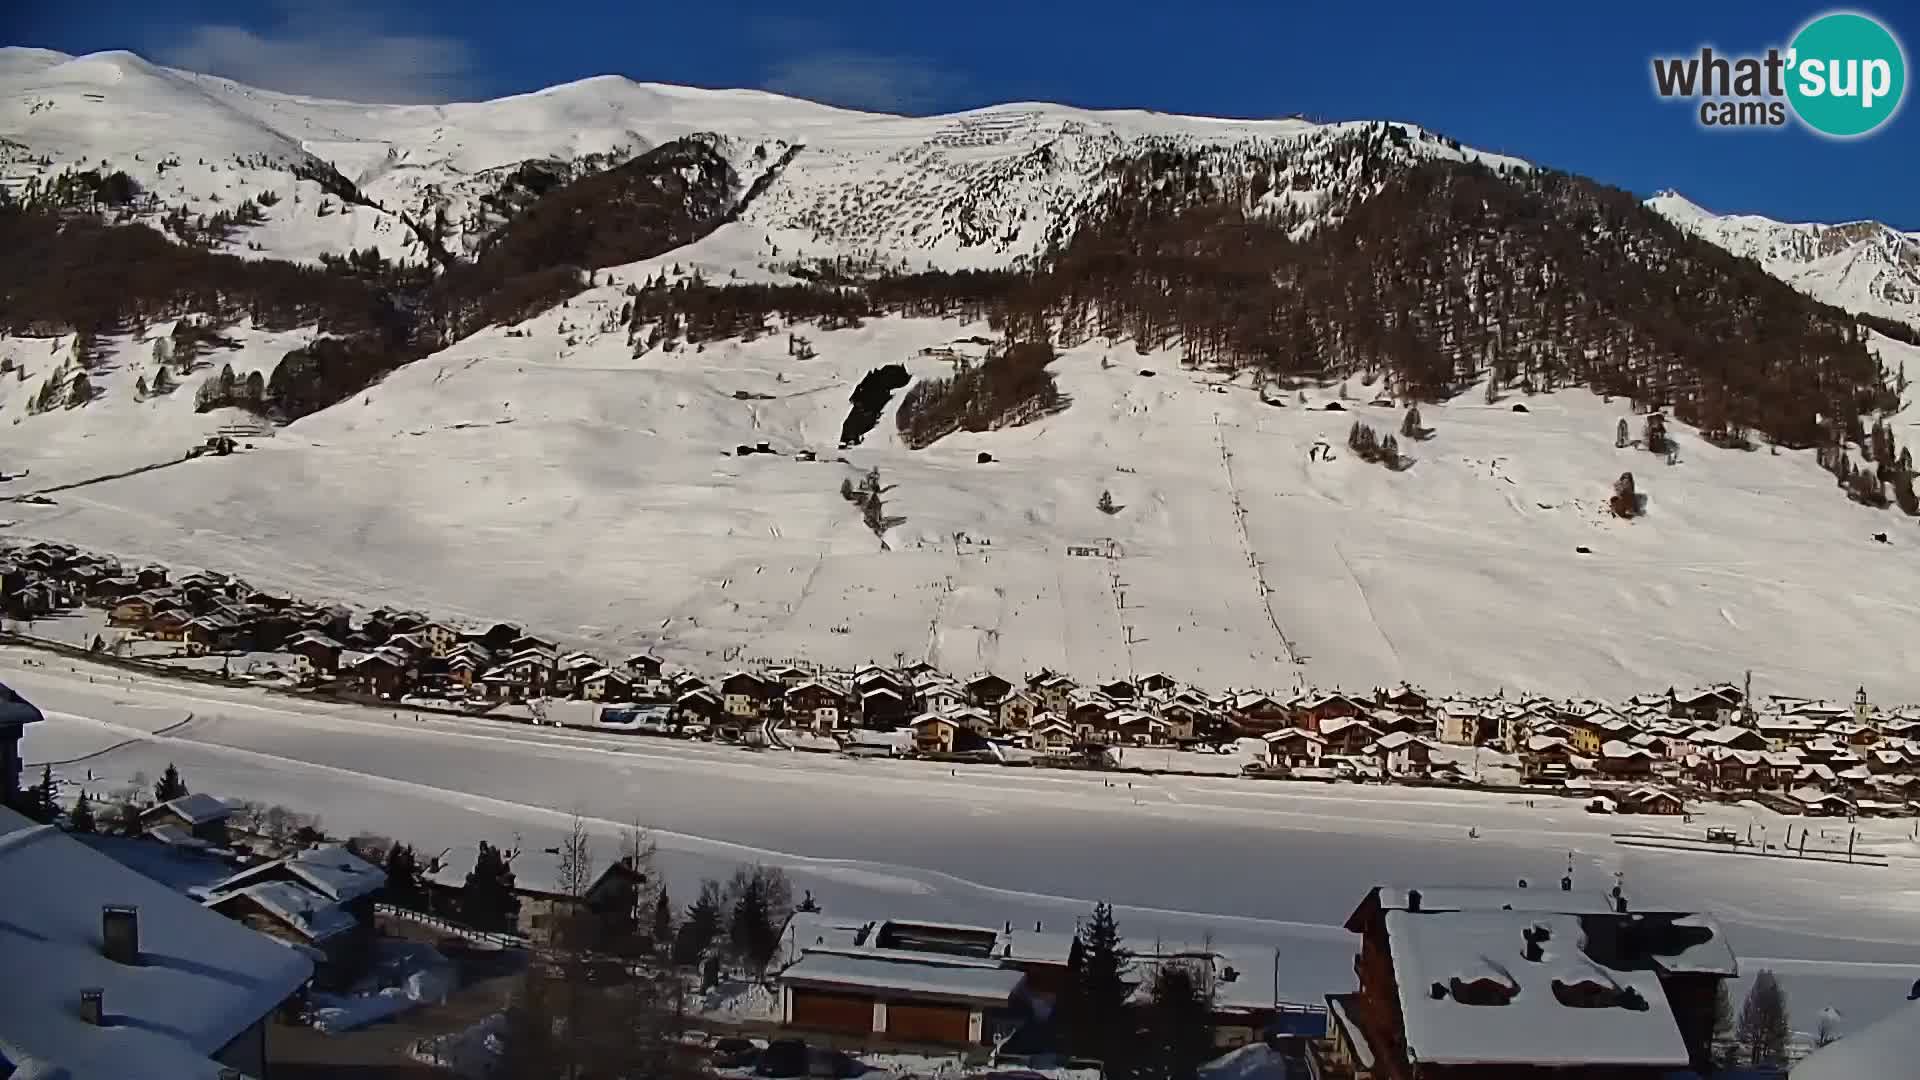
xmin=710 ymin=1036 xmax=760 ymax=1069
xmin=807 ymin=1048 xmax=861 ymax=1078
xmin=756 ymin=1039 xmax=810 ymax=1078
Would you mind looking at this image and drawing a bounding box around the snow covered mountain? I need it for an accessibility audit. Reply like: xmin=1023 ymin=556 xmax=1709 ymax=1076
xmin=3 ymin=48 xmax=1918 ymax=701
xmin=1647 ymin=190 xmax=1920 ymax=333
xmin=0 ymin=47 xmax=1522 ymax=273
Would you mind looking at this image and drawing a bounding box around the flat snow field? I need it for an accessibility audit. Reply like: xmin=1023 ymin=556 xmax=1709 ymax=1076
xmin=12 ymin=649 xmax=1920 ymax=1032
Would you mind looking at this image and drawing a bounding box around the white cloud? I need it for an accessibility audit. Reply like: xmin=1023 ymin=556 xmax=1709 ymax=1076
xmin=751 ymin=17 xmax=963 ymax=114
xmin=157 ymin=8 xmax=473 ymax=104
xmin=762 ymin=50 xmax=960 ymax=114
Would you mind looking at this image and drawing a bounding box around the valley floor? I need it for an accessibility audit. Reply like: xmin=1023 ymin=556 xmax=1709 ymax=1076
xmin=13 ymin=647 xmax=1920 ymax=1035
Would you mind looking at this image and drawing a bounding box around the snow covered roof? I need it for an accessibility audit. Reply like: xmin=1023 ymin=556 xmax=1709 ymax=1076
xmin=140 ymin=793 xmax=231 ymax=827
xmin=207 ymin=880 xmax=357 ymax=943
xmin=1792 ymin=998 xmax=1920 ymax=1079
xmin=1384 ymin=909 xmax=1691 ymax=1068
xmin=1373 ymin=886 xmax=1621 ymax=916
xmin=0 ymin=680 xmax=46 ymax=728
xmin=0 ymin=805 xmax=312 ymax=1080
xmin=202 ymin=843 xmax=384 ymax=905
xmin=777 ymin=948 xmax=1026 ymax=1006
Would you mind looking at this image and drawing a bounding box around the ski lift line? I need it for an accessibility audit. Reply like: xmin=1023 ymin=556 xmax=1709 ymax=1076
xmin=1213 ymin=416 xmax=1304 ymax=666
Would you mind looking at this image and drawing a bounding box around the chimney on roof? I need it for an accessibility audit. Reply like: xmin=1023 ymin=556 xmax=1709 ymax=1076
xmin=1406 ymin=889 xmax=1422 ymax=912
xmin=1561 ymin=875 xmax=1573 ymax=892
xmin=1522 ymin=926 xmax=1547 ymax=963
xmin=101 ymin=905 xmax=139 ymax=965
xmin=79 ymin=988 xmax=105 ymax=1026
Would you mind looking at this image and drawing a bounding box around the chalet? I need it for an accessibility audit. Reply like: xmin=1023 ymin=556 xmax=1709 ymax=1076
xmin=1791 ymin=789 xmax=1855 ymax=817
xmin=965 ymin=673 xmax=1014 ymax=708
xmin=1031 ymin=672 xmax=1077 ymax=714
xmin=513 ymin=857 xmax=653 ymax=948
xmin=719 ymin=671 xmax=770 ymax=720
xmin=0 ymin=804 xmax=315 ymax=1080
xmin=353 ymin=648 xmax=413 ymax=699
xmin=0 ymin=680 xmax=46 ymax=801
xmin=1292 ymin=692 xmax=1369 ymax=733
xmin=1264 ymin=727 xmax=1326 ymax=769
xmin=784 ymin=680 xmax=849 ymax=730
xmin=417 ymin=621 xmax=461 ymax=657
xmin=1326 ymin=886 xmax=1738 ymax=1078
xmin=1435 ymin=702 xmax=1483 ymax=745
xmin=550 ymin=651 xmax=601 ymax=697
xmin=1097 ymin=678 xmax=1137 ymax=701
xmin=778 ymin=945 xmax=1027 ymax=1048
xmin=997 ymin=689 xmax=1040 ymax=730
xmin=1229 ymin=691 xmax=1293 ymax=733
xmin=673 ymin=687 xmax=723 ymax=724
xmin=853 ymin=666 xmax=909 ymax=698
xmin=859 ymin=685 xmax=909 ymax=728
xmin=138 ymin=792 xmax=233 ymax=846
xmin=446 ymin=647 xmax=490 ymax=692
xmin=578 ymin=667 xmax=633 ymax=702
xmin=182 ymin=613 xmax=242 ymax=654
xmin=108 ymin=594 xmax=158 ymax=627
xmin=1520 ymin=735 xmax=1574 ymax=784
xmin=910 ymin=714 xmax=965 ymax=755
xmin=510 ymin=634 xmax=557 ymax=654
xmin=918 ymin=681 xmax=966 ymax=715
xmin=1114 ymin=712 xmax=1172 ymax=746
xmin=1381 ymin=686 xmax=1430 ymax=715
xmin=1137 ymin=672 xmax=1178 ymax=695
xmin=1692 ymin=725 xmax=1766 ymax=753
xmin=1670 ymin=685 xmax=1743 ymax=725
xmin=1693 ymin=748 xmax=1763 ymax=789
xmin=1619 ymin=785 xmax=1685 ymax=815
xmin=1155 ymin=701 xmax=1201 ymax=742
xmin=1370 ymin=731 xmax=1432 ymax=776
xmin=1028 ymin=717 xmax=1076 ymax=754
xmin=762 ymin=664 xmax=809 ymax=691
xmin=1596 ymin=740 xmax=1656 ymax=779
xmin=198 ymin=843 xmax=385 ymax=988
xmin=1322 ymin=718 xmax=1382 ymax=758
xmin=623 ymin=653 xmax=665 ymax=680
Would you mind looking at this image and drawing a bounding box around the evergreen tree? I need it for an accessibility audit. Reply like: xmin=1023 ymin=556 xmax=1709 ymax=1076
xmin=673 ymin=879 xmax=723 ymax=965
xmin=69 ymin=789 xmax=97 ymax=834
xmin=1736 ymin=968 xmax=1791 ymax=1067
xmin=382 ymin=843 xmax=426 ymax=910
xmin=153 ymin=762 xmax=188 ymax=802
xmin=1645 ymin=413 xmax=1669 ymax=456
xmin=1611 ymin=472 xmax=1640 ymax=519
xmin=652 ymin=888 xmax=673 ymax=952
xmin=728 ymin=872 xmax=773 ymax=971
xmin=65 ymin=371 xmax=92 ymax=407
xmin=1144 ymin=961 xmax=1215 ymax=1080
xmin=19 ymin=765 xmax=59 ymax=824
xmin=151 ymin=366 xmax=175 ymax=395
xmin=1711 ymin=980 xmax=1735 ymax=1065
xmin=1098 ymin=490 xmax=1119 ymax=515
xmin=1074 ymin=902 xmax=1135 ymax=1065
xmin=1401 ymin=405 xmax=1423 ymax=439
xmin=462 ymin=840 xmax=520 ymax=932
xmin=1616 ymin=417 xmax=1630 ymax=449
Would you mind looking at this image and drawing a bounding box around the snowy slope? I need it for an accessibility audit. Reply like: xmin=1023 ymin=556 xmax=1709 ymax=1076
xmin=1 ymin=48 xmax=1521 ymax=272
xmin=5 ymin=263 xmax=1920 ymax=699
xmin=1648 ymin=191 xmax=1920 ymax=331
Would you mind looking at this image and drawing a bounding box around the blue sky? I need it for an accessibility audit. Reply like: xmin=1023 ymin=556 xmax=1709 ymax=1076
xmin=11 ymin=0 xmax=1914 ymax=228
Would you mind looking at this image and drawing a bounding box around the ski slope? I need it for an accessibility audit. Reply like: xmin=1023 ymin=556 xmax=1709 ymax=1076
xmin=4 ymin=272 xmax=1919 ymax=699
xmin=12 ymin=649 xmax=1920 ymax=1031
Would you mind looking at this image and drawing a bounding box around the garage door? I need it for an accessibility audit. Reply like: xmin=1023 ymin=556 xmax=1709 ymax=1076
xmin=790 ymin=989 xmax=872 ymax=1035
xmin=885 ymin=1002 xmax=971 ymax=1045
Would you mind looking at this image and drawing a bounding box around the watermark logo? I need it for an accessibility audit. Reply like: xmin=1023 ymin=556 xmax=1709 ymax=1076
xmin=1651 ymin=10 xmax=1906 ymax=137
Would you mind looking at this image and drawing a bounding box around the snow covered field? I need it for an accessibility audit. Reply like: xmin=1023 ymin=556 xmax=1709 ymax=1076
xmin=7 ymin=298 xmax=1919 ymax=701
xmin=11 ymin=648 xmax=1920 ymax=1034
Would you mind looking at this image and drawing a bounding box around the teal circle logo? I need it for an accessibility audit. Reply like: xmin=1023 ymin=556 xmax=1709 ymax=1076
xmin=1787 ymin=12 xmax=1906 ymax=137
